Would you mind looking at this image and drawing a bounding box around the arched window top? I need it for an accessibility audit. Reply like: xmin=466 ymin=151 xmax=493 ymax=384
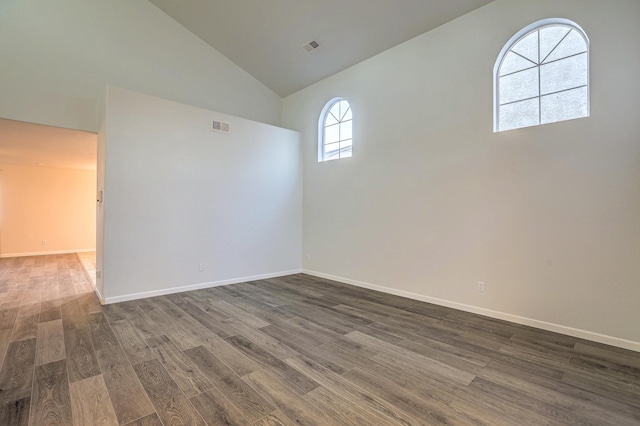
xmin=318 ymin=97 xmax=352 ymax=162
xmin=494 ymin=18 xmax=589 ymax=132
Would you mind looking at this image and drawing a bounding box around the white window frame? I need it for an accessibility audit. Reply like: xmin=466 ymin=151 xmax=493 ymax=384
xmin=493 ymin=18 xmax=590 ymax=132
xmin=318 ymin=97 xmax=352 ymax=162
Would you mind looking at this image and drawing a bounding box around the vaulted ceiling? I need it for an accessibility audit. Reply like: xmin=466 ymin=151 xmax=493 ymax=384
xmin=148 ymin=0 xmax=494 ymax=97
xmin=0 ymin=1 xmax=494 ymax=170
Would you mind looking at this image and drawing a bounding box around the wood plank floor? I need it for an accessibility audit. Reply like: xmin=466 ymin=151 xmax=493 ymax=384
xmin=0 ymin=254 xmax=638 ymax=425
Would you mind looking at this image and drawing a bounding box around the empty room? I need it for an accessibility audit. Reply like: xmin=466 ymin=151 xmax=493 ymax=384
xmin=0 ymin=0 xmax=639 ymax=425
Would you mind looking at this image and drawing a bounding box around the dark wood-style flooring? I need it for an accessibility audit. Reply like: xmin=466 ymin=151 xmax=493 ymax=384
xmin=0 ymin=254 xmax=639 ymax=425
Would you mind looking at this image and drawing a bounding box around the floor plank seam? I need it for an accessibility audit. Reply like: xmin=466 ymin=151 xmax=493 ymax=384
xmin=1 ymin=254 xmax=639 ymax=425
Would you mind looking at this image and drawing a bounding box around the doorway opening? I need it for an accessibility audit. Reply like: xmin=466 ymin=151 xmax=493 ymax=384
xmin=0 ymin=117 xmax=98 ymax=287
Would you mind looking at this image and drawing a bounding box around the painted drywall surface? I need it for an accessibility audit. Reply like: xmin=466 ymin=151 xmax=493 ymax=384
xmin=0 ymin=0 xmax=281 ymax=132
xmin=283 ymin=0 xmax=640 ymax=345
xmin=96 ymin=121 xmax=106 ymax=299
xmin=0 ymin=164 xmax=96 ymax=256
xmin=102 ymin=87 xmax=301 ymax=300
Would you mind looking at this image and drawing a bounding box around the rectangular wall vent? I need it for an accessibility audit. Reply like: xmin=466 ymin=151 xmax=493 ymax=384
xmin=303 ymin=40 xmax=321 ymax=52
xmin=211 ymin=120 xmax=231 ymax=134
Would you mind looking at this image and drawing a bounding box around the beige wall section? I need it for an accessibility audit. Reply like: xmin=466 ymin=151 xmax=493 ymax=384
xmin=0 ymin=165 xmax=96 ymax=257
xmin=283 ymin=0 xmax=640 ymax=349
xmin=0 ymin=0 xmax=282 ymax=132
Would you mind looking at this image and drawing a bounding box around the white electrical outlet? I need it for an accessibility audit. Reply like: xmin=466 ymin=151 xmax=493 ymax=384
xmin=42 ymin=240 xmax=47 ymax=245
xmin=477 ymin=281 xmax=485 ymax=292
xmin=199 ymin=263 xmax=205 ymax=272
xmin=306 ymin=254 xmax=311 ymax=261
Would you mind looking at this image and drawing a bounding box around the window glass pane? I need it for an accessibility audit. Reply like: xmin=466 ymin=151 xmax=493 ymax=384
xmin=499 ymin=98 xmax=539 ymax=131
xmin=499 ymin=67 xmax=539 ymax=105
xmin=511 ymin=31 xmax=539 ymax=64
xmin=325 ymin=112 xmax=338 ymax=126
xmin=342 ymin=107 xmax=352 ymax=121
xmin=324 ymin=142 xmax=340 ymax=160
xmin=541 ymin=86 xmax=588 ymax=124
xmin=339 ymin=101 xmax=350 ymax=120
xmin=496 ymin=21 xmax=589 ymax=132
xmin=543 ymin=30 xmax=587 ymax=63
xmin=539 ymin=26 xmax=570 ymax=61
xmin=500 ymin=51 xmax=536 ymax=76
xmin=540 ymin=53 xmax=587 ymax=95
xmin=329 ymin=103 xmax=340 ymax=122
xmin=320 ymin=98 xmax=352 ymax=161
xmin=325 ymin=123 xmax=339 ymax=143
xmin=339 ymin=121 xmax=352 ymax=141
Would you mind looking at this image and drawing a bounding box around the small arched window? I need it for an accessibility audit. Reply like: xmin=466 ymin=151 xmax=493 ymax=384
xmin=318 ymin=98 xmax=352 ymax=162
xmin=494 ymin=19 xmax=589 ymax=132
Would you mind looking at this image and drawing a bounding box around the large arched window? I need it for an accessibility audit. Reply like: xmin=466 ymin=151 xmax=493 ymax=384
xmin=494 ymin=19 xmax=589 ymax=132
xmin=318 ymin=98 xmax=352 ymax=162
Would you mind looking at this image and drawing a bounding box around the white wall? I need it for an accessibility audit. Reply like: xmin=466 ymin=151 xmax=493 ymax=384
xmin=283 ymin=0 xmax=640 ymax=350
xmin=0 ymin=0 xmax=281 ymax=132
xmin=101 ymin=87 xmax=301 ymax=303
xmin=0 ymin=164 xmax=96 ymax=257
xmin=96 ymin=121 xmax=106 ymax=299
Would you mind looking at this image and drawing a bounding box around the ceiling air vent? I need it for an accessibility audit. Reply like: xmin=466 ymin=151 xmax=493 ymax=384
xmin=303 ymin=40 xmax=321 ymax=52
xmin=211 ymin=119 xmax=230 ymax=134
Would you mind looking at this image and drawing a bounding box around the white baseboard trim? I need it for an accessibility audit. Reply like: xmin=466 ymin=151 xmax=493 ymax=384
xmin=94 ymin=285 xmax=105 ymax=305
xmin=302 ymin=269 xmax=640 ymax=353
xmin=103 ymin=269 xmax=302 ymax=305
xmin=73 ymin=252 xmax=103 ymax=305
xmin=0 ymin=248 xmax=96 ymax=258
